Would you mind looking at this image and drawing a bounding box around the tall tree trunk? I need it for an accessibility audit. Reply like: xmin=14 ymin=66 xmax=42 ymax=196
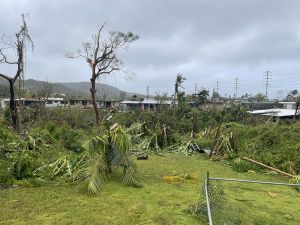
xmin=294 ymin=103 xmax=299 ymax=120
xmin=90 ymin=77 xmax=101 ymax=125
xmin=174 ymin=84 xmax=178 ymax=109
xmin=9 ymin=80 xmax=18 ymax=131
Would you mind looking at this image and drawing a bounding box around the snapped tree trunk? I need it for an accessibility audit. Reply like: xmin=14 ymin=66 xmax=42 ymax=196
xmin=9 ymin=79 xmax=18 ymax=131
xmin=209 ymin=110 xmax=225 ymax=158
xmin=90 ymin=77 xmax=101 ymax=125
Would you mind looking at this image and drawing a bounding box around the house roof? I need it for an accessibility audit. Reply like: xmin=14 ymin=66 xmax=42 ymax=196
xmin=279 ymin=101 xmax=296 ymax=104
xmin=142 ymin=99 xmax=158 ymax=104
xmin=248 ymin=108 xmax=298 ymax=117
xmin=142 ymin=99 xmax=177 ymax=105
xmin=120 ymin=100 xmax=141 ymax=104
xmin=1 ymin=98 xmax=43 ymax=102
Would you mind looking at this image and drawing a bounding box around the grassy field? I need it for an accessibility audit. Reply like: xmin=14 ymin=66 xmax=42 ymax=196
xmin=0 ymin=154 xmax=299 ymax=225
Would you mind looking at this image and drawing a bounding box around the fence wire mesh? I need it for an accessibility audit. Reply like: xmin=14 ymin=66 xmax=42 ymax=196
xmin=195 ymin=179 xmax=224 ymax=217
xmin=193 ymin=175 xmax=300 ymax=225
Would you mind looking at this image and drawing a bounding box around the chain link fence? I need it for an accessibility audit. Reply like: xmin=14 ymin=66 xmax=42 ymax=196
xmin=193 ymin=172 xmax=300 ymax=225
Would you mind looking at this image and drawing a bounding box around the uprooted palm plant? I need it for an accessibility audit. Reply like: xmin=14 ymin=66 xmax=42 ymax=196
xmin=74 ymin=123 xmax=142 ymax=194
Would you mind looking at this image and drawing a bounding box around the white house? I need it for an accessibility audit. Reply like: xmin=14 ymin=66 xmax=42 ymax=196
xmin=45 ymin=98 xmax=68 ymax=107
xmin=119 ymin=99 xmax=177 ymax=111
xmin=141 ymin=99 xmax=175 ymax=111
xmin=248 ymin=108 xmax=299 ymax=121
xmin=279 ymin=102 xmax=297 ymax=110
xmin=119 ymin=100 xmax=141 ymax=111
xmin=1 ymin=98 xmax=44 ymax=110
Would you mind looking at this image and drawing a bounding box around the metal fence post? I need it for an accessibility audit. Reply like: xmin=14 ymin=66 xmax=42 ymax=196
xmin=205 ymin=171 xmax=213 ymax=225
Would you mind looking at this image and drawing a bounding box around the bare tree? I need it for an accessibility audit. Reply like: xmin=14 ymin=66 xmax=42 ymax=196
xmin=32 ymin=81 xmax=54 ymax=100
xmin=31 ymin=81 xmax=54 ymax=121
xmin=0 ymin=15 xmax=33 ymax=131
xmin=67 ymin=25 xmax=138 ymax=125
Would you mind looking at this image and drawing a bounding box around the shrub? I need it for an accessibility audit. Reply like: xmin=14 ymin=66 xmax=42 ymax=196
xmin=12 ymin=151 xmax=41 ymax=180
xmin=0 ymin=160 xmax=13 ymax=184
xmin=230 ymin=158 xmax=261 ymax=173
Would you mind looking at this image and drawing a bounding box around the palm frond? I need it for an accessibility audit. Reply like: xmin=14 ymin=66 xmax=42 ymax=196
xmin=122 ymin=159 xmax=142 ymax=187
xmin=111 ymin=126 xmax=132 ymax=153
xmin=82 ymin=136 xmax=107 ymax=154
xmin=107 ymin=143 xmax=123 ymax=167
xmin=126 ymin=122 xmax=144 ymax=134
xmin=110 ymin=126 xmax=141 ymax=187
xmin=35 ymin=154 xmax=87 ymax=180
xmin=74 ymin=154 xmax=107 ymax=194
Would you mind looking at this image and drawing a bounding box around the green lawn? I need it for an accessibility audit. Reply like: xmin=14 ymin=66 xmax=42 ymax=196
xmin=0 ymin=154 xmax=299 ymax=225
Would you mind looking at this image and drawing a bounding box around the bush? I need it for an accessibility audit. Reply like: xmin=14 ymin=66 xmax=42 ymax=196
xmin=12 ymin=151 xmax=40 ymax=180
xmin=0 ymin=160 xmax=13 ymax=184
xmin=230 ymin=158 xmax=261 ymax=173
xmin=60 ymin=127 xmax=84 ymax=152
xmin=222 ymin=122 xmax=300 ymax=175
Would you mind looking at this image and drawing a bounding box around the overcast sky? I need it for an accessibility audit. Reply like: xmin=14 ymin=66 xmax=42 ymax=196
xmin=1 ymin=0 xmax=300 ymax=98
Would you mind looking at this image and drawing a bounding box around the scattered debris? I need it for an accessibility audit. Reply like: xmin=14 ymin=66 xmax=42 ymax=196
xmin=0 ymin=184 xmax=18 ymax=189
xmin=268 ymin=192 xmax=278 ymax=198
xmin=163 ymin=173 xmax=197 ymax=183
xmin=137 ymin=153 xmax=148 ymax=160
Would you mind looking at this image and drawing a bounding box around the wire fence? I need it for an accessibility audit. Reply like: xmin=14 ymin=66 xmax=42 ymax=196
xmin=194 ymin=172 xmax=300 ymax=225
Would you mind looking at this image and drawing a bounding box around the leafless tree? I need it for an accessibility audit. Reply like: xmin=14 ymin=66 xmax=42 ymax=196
xmin=0 ymin=15 xmax=33 ymax=131
xmin=30 ymin=81 xmax=54 ymax=121
xmin=32 ymin=81 xmax=54 ymax=100
xmin=67 ymin=24 xmax=138 ymax=125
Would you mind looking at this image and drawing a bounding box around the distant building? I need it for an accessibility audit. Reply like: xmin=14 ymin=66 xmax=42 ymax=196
xmin=242 ymin=101 xmax=282 ymax=110
xmin=0 ymin=97 xmax=120 ymax=110
xmin=120 ymin=100 xmax=141 ymax=111
xmin=248 ymin=108 xmax=299 ymax=121
xmin=279 ymin=102 xmax=297 ymax=110
xmin=45 ymin=98 xmax=68 ymax=107
xmin=1 ymin=98 xmax=44 ymax=110
xmin=120 ymin=99 xmax=176 ymax=111
xmin=99 ymin=100 xmax=120 ymax=109
xmin=69 ymin=99 xmax=94 ymax=108
xmin=202 ymin=101 xmax=224 ymax=111
xmin=141 ymin=99 xmax=175 ymax=111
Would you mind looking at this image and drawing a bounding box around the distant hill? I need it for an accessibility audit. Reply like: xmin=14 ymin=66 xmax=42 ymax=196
xmin=0 ymin=78 xmax=137 ymax=100
xmin=24 ymin=79 xmax=80 ymax=96
xmin=61 ymin=82 xmax=135 ymax=99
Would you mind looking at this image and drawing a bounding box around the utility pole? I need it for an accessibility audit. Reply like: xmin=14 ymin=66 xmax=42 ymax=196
xmin=216 ymin=81 xmax=219 ymax=94
xmin=234 ymin=77 xmax=239 ymax=99
xmin=194 ymin=82 xmax=198 ymax=95
xmin=146 ymin=86 xmax=149 ymax=99
xmin=264 ymin=71 xmax=271 ymax=99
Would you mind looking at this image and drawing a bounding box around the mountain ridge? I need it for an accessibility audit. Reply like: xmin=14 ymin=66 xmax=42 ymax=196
xmin=0 ymin=78 xmax=138 ymax=100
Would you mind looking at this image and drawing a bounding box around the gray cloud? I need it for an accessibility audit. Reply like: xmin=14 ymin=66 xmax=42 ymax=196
xmin=1 ymin=0 xmax=300 ymax=98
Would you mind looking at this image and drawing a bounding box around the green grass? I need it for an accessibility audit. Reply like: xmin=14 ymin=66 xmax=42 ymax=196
xmin=0 ymin=154 xmax=299 ymax=225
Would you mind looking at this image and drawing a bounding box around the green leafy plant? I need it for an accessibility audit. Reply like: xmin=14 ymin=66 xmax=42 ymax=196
xmin=74 ymin=124 xmax=142 ymax=194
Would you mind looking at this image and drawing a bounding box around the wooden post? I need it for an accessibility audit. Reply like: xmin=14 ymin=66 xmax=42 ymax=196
xmin=242 ymin=157 xmax=295 ymax=178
